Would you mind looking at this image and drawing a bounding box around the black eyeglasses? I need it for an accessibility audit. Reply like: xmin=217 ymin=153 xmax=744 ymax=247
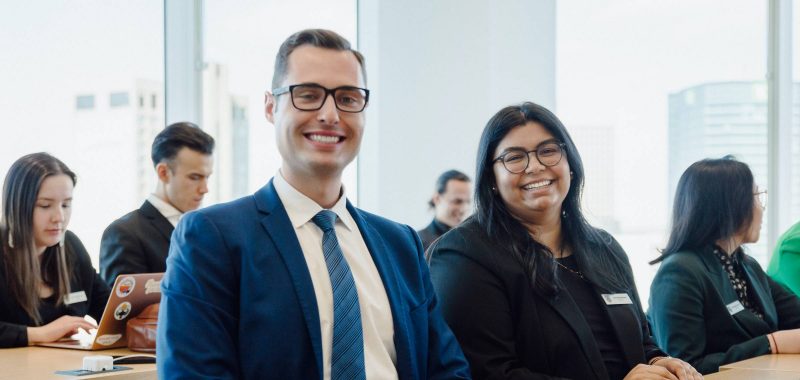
xmin=272 ymin=83 xmax=370 ymax=113
xmin=493 ymin=141 xmax=566 ymax=174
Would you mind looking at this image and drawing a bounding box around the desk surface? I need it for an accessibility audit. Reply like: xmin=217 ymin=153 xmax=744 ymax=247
xmin=720 ymin=354 xmax=800 ymax=373
xmin=707 ymin=368 xmax=800 ymax=379
xmin=0 ymin=347 xmax=156 ymax=380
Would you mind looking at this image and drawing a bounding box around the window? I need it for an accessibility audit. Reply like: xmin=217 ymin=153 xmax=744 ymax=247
xmin=203 ymin=0 xmax=358 ymax=205
xmin=0 ymin=1 xmax=163 ymax=265
xmin=109 ymin=92 xmax=130 ymax=107
xmin=76 ymin=95 xmax=95 ymax=110
xmin=557 ymin=0 xmax=767 ymax=305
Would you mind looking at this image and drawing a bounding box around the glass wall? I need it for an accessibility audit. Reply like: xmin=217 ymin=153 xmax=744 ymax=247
xmin=0 ymin=1 xmax=164 ymax=264
xmin=203 ymin=0 xmax=358 ymax=204
xmin=556 ymin=0 xmax=767 ymax=305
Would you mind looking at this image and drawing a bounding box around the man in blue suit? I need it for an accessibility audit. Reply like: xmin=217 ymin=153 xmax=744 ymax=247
xmin=157 ymin=29 xmax=470 ymax=380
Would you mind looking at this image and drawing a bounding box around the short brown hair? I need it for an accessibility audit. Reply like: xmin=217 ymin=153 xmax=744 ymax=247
xmin=271 ymin=29 xmax=366 ymax=89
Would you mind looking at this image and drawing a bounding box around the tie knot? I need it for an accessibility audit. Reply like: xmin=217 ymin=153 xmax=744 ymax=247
xmin=312 ymin=210 xmax=337 ymax=232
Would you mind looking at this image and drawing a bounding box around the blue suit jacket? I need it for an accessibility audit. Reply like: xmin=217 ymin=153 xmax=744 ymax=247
xmin=157 ymin=180 xmax=470 ymax=379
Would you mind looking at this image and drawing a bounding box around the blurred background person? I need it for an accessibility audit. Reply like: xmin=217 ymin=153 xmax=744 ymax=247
xmin=649 ymin=156 xmax=800 ymax=374
xmin=767 ymin=219 xmax=800 ymax=296
xmin=418 ymin=169 xmax=471 ymax=251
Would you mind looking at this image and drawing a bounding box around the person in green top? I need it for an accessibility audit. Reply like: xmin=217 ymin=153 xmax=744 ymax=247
xmin=767 ymin=220 xmax=800 ymax=296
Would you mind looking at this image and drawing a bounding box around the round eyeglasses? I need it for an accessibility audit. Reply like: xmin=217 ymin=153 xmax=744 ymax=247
xmin=272 ymin=83 xmax=370 ymax=113
xmin=493 ymin=142 xmax=566 ymax=174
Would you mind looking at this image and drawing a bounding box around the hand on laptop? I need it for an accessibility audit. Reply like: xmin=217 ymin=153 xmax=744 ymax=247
xmin=27 ymin=315 xmax=97 ymax=344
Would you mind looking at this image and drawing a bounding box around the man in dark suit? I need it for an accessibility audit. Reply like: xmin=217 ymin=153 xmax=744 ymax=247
xmin=417 ymin=170 xmax=471 ymax=251
xmin=157 ymin=29 xmax=470 ymax=379
xmin=99 ymin=122 xmax=214 ymax=286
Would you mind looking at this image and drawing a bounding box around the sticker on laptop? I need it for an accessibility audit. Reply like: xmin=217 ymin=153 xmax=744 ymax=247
xmin=145 ymin=279 xmax=161 ymax=295
xmin=114 ymin=302 xmax=132 ymax=320
xmin=116 ymin=276 xmax=136 ymax=298
xmin=95 ymin=334 xmax=122 ymax=346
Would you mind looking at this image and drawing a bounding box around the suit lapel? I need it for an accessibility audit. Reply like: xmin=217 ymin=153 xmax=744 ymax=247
xmin=255 ymin=181 xmax=323 ymax=378
xmin=545 ymin=292 xmax=609 ymax=380
xmin=140 ymin=200 xmax=174 ymax=244
xmin=346 ymin=202 xmax=415 ymax=379
xmin=696 ymin=248 xmax=772 ymax=336
xmin=596 ymin=286 xmax=645 ymax=369
xmin=743 ymin=261 xmax=778 ymax=328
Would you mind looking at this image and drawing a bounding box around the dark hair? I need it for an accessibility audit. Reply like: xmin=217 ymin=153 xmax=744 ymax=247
xmin=474 ymin=102 xmax=627 ymax=297
xmin=271 ymin=29 xmax=366 ymax=89
xmin=1 ymin=153 xmax=75 ymax=324
xmin=652 ymin=156 xmax=756 ymax=264
xmin=151 ymin=122 xmax=215 ymax=167
xmin=428 ymin=169 xmax=471 ymax=209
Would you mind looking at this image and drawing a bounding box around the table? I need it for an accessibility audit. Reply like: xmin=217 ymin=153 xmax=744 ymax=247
xmin=706 ymin=368 xmax=800 ymax=379
xmin=720 ymin=354 xmax=800 ymax=373
xmin=0 ymin=347 xmax=156 ymax=380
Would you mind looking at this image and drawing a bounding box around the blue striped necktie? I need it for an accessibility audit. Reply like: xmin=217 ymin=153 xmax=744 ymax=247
xmin=312 ymin=210 xmax=366 ymax=380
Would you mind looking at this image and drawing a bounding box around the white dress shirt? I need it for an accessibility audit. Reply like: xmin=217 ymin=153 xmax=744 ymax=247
xmin=273 ymin=172 xmax=398 ymax=380
xmin=147 ymin=194 xmax=182 ymax=227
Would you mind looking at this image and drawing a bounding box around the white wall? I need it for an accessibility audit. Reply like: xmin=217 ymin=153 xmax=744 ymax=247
xmin=357 ymin=0 xmax=556 ymax=228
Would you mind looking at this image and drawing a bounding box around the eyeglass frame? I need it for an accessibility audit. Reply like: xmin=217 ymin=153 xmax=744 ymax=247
xmin=754 ymin=188 xmax=767 ymax=208
xmin=271 ymin=83 xmax=370 ymax=113
xmin=492 ymin=141 xmax=567 ymax=174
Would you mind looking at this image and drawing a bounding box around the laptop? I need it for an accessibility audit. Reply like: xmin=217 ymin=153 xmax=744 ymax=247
xmin=37 ymin=272 xmax=163 ymax=350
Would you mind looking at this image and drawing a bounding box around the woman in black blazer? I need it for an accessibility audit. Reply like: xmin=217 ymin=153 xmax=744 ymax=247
xmin=648 ymin=157 xmax=800 ymax=374
xmin=0 ymin=153 xmax=109 ymax=348
xmin=429 ymin=102 xmax=700 ymax=380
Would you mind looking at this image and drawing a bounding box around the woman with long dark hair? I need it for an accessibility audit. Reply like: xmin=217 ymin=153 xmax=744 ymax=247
xmin=649 ymin=157 xmax=800 ymax=374
xmin=0 ymin=153 xmax=109 ymax=347
xmin=429 ymin=102 xmax=699 ymax=379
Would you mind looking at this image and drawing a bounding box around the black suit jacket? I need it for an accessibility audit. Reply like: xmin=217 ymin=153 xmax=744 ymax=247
xmin=418 ymin=219 xmax=450 ymax=252
xmin=648 ymin=247 xmax=800 ymax=374
xmin=100 ymin=200 xmax=173 ymax=286
xmin=429 ymin=219 xmax=664 ymax=380
xmin=0 ymin=231 xmax=110 ymax=347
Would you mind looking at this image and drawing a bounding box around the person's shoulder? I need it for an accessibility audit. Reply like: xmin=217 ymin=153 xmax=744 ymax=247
xmin=430 ymin=218 xmax=492 ymax=259
xmin=189 ymin=194 xmax=259 ymax=222
xmin=656 ymin=249 xmax=706 ymax=276
xmin=351 ymin=207 xmax=405 ymax=230
xmin=104 ymin=207 xmax=146 ymax=232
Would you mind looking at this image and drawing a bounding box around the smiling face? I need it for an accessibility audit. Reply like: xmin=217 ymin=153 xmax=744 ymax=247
xmin=266 ymin=45 xmax=366 ymax=183
xmin=491 ymin=122 xmax=571 ymax=224
xmin=32 ymin=174 xmax=74 ymax=254
xmin=433 ymin=179 xmax=472 ymax=227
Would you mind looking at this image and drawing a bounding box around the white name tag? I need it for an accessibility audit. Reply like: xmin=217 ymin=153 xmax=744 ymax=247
xmin=602 ymin=293 xmax=633 ymax=305
xmin=63 ymin=291 xmax=87 ymax=305
xmin=726 ymin=300 xmax=745 ymax=315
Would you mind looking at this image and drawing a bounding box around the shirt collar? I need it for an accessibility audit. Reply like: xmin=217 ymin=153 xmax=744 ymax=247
xmin=273 ymin=170 xmax=354 ymax=231
xmin=147 ymin=193 xmax=183 ymax=221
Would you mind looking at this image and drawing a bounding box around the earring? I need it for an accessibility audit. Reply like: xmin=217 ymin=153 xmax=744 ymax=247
xmin=7 ymin=231 xmax=14 ymax=248
xmin=570 ymin=171 xmax=574 ymax=178
xmin=491 ymin=186 xmax=498 ymax=194
xmin=561 ymin=209 xmax=567 ymax=218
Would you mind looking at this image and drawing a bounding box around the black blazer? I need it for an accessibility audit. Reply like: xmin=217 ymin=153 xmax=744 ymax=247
xmin=0 ymin=230 xmax=109 ymax=347
xmin=417 ymin=219 xmax=450 ymax=252
xmin=100 ymin=200 xmax=173 ymax=286
xmin=429 ymin=219 xmax=664 ymax=380
xmin=648 ymin=247 xmax=800 ymax=374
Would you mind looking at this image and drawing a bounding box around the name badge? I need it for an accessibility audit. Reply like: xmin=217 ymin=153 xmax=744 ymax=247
xmin=602 ymin=293 xmax=633 ymax=305
xmin=726 ymin=300 xmax=745 ymax=315
xmin=64 ymin=291 xmax=87 ymax=305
